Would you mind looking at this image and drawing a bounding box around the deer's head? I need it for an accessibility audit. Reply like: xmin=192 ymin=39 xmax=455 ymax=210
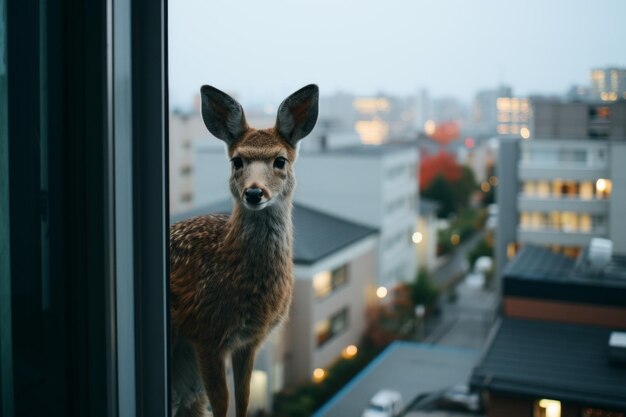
xmin=200 ymin=84 xmax=318 ymax=211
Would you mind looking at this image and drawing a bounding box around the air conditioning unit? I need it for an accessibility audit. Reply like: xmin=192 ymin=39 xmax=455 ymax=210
xmin=588 ymin=238 xmax=613 ymax=271
xmin=609 ymin=332 xmax=626 ymax=366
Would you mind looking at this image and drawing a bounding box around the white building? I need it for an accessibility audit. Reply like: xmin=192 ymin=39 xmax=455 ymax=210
xmin=295 ymin=144 xmax=419 ymax=287
xmin=169 ymin=109 xmax=207 ymax=214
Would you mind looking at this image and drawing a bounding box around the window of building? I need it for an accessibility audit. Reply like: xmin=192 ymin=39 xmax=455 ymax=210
xmin=533 ymin=399 xmax=561 ymax=417
xmin=582 ymin=408 xmax=625 ymax=417
xmin=313 ymin=265 xmax=349 ymax=299
xmin=315 ymin=308 xmax=349 ymax=347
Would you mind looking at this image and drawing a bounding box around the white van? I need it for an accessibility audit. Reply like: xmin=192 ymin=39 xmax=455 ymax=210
xmin=361 ymin=389 xmax=403 ymax=417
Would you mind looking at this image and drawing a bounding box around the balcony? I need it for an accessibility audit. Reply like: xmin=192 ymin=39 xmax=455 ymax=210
xmin=518 ymin=163 xmax=608 ymax=181
xmin=518 ymin=226 xmax=607 ymax=246
xmin=518 ymin=195 xmax=609 ymax=214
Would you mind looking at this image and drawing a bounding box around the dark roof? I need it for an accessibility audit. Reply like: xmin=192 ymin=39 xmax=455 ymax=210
xmin=503 ymin=245 xmax=626 ymax=308
xmin=170 ymin=201 xmax=377 ymax=265
xmin=303 ymin=143 xmax=417 ymax=157
xmin=503 ymin=245 xmax=575 ymax=281
xmin=471 ymin=318 xmax=626 ymax=409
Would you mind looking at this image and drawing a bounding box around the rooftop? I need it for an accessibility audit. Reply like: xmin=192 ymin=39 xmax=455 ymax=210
xmin=471 ymin=318 xmax=626 ymax=409
xmin=503 ymin=245 xmax=626 ymax=308
xmin=170 ymin=200 xmax=377 ymax=265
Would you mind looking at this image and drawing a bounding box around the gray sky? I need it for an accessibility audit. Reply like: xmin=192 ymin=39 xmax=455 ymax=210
xmin=169 ymin=0 xmax=626 ymax=109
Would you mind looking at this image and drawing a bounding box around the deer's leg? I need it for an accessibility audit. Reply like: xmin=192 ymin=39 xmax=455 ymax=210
xmin=231 ymin=344 xmax=257 ymax=417
xmin=196 ymin=346 xmax=229 ymax=417
xmin=175 ymin=394 xmax=209 ymax=417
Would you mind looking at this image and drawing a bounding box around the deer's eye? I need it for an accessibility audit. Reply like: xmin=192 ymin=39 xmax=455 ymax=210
xmin=231 ymin=157 xmax=243 ymax=169
xmin=273 ymin=157 xmax=287 ymax=169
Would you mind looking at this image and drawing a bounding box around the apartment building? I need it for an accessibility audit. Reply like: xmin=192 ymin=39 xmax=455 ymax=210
xmin=495 ymin=100 xmax=626 ymax=279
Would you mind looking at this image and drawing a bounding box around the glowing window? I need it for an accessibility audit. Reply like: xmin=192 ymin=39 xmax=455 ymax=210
xmin=534 ymin=399 xmax=561 ymax=417
xmin=313 ymin=265 xmax=349 ymax=299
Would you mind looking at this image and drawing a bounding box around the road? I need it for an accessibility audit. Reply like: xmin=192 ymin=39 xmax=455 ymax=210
xmin=432 ymin=229 xmax=487 ymax=289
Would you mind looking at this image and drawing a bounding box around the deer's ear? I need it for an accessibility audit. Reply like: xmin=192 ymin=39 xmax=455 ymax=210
xmin=276 ymin=84 xmax=319 ymax=147
xmin=200 ymin=85 xmax=248 ymax=144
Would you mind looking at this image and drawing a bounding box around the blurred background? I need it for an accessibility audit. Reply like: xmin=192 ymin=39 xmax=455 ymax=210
xmin=168 ymin=1 xmax=626 ymax=417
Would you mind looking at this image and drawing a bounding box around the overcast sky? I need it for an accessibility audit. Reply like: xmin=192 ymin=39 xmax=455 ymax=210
xmin=169 ymin=0 xmax=626 ymax=109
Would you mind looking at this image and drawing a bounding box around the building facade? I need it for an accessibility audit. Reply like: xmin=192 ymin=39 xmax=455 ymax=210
xmin=295 ymin=144 xmax=420 ymax=287
xmin=590 ymin=67 xmax=626 ymax=102
xmin=495 ymin=100 xmax=626 ymax=279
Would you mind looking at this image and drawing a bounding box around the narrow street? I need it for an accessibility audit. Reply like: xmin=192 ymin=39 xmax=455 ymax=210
xmin=432 ymin=229 xmax=487 ymax=289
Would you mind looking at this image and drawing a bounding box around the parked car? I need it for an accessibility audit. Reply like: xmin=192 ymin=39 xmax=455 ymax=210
xmin=361 ymin=389 xmax=404 ymax=417
xmin=439 ymin=384 xmax=481 ymax=412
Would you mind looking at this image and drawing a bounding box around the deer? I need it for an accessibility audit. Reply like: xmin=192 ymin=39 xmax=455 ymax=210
xmin=169 ymin=84 xmax=319 ymax=417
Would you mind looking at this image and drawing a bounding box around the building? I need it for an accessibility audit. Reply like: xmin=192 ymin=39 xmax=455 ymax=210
xmin=495 ymin=100 xmax=626 ymax=280
xmin=171 ymin=201 xmax=378 ymax=411
xmin=295 ymin=144 xmax=420 ymax=287
xmin=590 ymin=67 xmax=626 ymax=102
xmin=471 ymin=244 xmax=626 ymax=416
xmin=496 ymin=96 xmax=531 ymax=139
xmin=169 ymin=109 xmax=207 ymax=214
xmin=471 ymin=85 xmax=512 ymax=136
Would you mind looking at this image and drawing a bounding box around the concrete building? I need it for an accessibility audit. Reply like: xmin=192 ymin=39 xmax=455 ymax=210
xmin=169 ymin=108 xmax=207 ymax=214
xmin=472 ymin=245 xmax=626 ymax=416
xmin=496 ymin=96 xmax=531 ymax=139
xmin=471 ymin=85 xmax=512 ymax=136
xmin=590 ymin=67 xmax=626 ymax=102
xmin=295 ymin=144 xmax=420 ymax=287
xmin=171 ymin=201 xmax=378 ymax=414
xmin=495 ymin=100 xmax=626 ymax=280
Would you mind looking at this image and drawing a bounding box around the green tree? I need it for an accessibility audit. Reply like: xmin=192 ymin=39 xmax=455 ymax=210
xmin=421 ymin=174 xmax=457 ymax=218
xmin=409 ymin=268 xmax=439 ymax=307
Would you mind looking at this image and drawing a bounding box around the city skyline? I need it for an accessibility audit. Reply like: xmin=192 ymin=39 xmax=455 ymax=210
xmin=169 ymin=0 xmax=626 ymax=108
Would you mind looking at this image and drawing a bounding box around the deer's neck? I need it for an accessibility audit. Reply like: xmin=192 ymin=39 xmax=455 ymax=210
xmin=225 ymin=199 xmax=293 ymax=270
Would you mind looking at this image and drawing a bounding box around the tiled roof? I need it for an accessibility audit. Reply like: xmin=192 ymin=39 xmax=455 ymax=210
xmin=471 ymin=318 xmax=626 ymax=409
xmin=171 ymin=201 xmax=377 ymax=265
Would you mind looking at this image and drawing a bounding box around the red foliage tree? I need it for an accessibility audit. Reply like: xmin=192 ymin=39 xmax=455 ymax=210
xmin=419 ymin=151 xmax=463 ymax=191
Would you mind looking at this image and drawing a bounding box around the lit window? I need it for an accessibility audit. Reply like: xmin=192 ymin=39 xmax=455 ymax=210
xmin=534 ymin=399 xmax=561 ymax=417
xmin=355 ymin=120 xmax=389 ymax=145
xmin=313 ymin=265 xmax=349 ymax=299
xmin=537 ymin=181 xmax=550 ymax=197
xmin=580 ymin=181 xmax=594 ymax=200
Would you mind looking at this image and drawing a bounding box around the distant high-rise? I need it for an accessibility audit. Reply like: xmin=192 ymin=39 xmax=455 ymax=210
xmin=472 ymin=85 xmax=512 ymax=135
xmin=496 ymin=95 xmax=531 ymax=139
xmin=590 ymin=67 xmax=626 ymax=102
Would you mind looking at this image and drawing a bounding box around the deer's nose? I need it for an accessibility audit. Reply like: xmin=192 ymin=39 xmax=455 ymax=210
xmin=244 ymin=188 xmax=263 ymax=204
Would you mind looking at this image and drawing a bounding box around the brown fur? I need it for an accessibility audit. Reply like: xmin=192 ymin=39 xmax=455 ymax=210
xmin=170 ymin=84 xmax=318 ymax=417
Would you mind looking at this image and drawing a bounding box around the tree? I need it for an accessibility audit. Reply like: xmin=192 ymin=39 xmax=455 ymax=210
xmin=421 ymin=174 xmax=457 ymax=218
xmin=409 ymin=268 xmax=439 ymax=308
